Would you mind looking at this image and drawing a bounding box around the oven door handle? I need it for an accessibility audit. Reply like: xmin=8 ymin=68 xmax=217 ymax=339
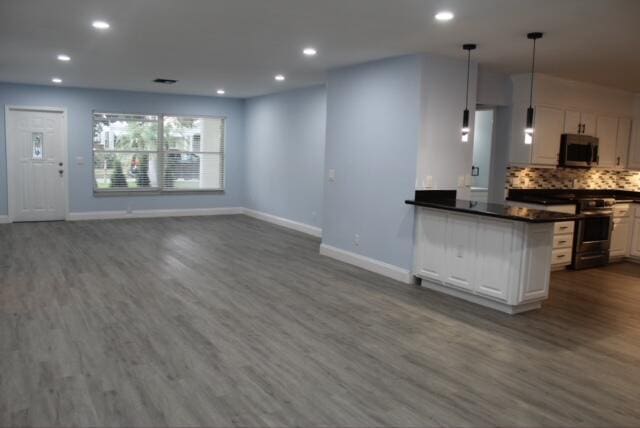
xmin=580 ymin=211 xmax=613 ymax=217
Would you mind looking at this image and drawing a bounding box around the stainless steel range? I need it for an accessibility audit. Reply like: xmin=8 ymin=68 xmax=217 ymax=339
xmin=571 ymin=197 xmax=615 ymax=270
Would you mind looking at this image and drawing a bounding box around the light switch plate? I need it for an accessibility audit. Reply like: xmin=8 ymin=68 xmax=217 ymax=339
xmin=457 ymin=176 xmax=465 ymax=187
xmin=328 ymin=169 xmax=336 ymax=182
xmin=76 ymin=156 xmax=85 ymax=165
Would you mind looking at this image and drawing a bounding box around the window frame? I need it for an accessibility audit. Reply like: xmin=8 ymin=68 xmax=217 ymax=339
xmin=92 ymin=111 xmax=226 ymax=196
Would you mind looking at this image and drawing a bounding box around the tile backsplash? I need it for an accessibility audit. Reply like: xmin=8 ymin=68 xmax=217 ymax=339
xmin=506 ymin=167 xmax=640 ymax=191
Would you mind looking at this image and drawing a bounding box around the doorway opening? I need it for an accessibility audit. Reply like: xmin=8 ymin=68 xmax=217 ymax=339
xmin=471 ymin=108 xmax=494 ymax=203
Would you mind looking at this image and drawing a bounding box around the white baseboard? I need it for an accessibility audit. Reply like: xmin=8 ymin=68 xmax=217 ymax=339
xmin=243 ymin=208 xmax=322 ymax=238
xmin=319 ymin=243 xmax=412 ymax=284
xmin=418 ymin=278 xmax=542 ymax=315
xmin=67 ymin=207 xmax=243 ymax=221
xmin=0 ymin=215 xmax=10 ymax=224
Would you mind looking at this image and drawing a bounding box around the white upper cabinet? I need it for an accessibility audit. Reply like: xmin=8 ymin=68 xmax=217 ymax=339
xmin=508 ymin=75 xmax=636 ymax=168
xmin=596 ymin=116 xmax=619 ymax=168
xmin=532 ymin=106 xmax=565 ymax=165
xmin=564 ymin=110 xmax=597 ymax=137
xmin=581 ymin=113 xmax=597 ymax=136
xmin=564 ymin=110 xmax=581 ymax=134
xmin=616 ymin=118 xmax=632 ymax=169
xmin=628 ymin=121 xmax=640 ymax=170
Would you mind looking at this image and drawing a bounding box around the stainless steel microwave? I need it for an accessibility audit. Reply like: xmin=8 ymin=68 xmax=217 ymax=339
xmin=559 ymin=134 xmax=599 ymax=167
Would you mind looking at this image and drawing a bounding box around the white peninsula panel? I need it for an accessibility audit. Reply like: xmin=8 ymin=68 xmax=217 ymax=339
xmin=413 ymin=207 xmax=555 ymax=314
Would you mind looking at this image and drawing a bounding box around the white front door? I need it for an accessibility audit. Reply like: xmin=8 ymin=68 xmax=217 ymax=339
xmin=6 ymin=108 xmax=67 ymax=222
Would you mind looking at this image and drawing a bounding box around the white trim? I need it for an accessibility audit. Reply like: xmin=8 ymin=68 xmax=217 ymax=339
xmin=418 ymin=279 xmax=542 ymax=315
xmin=5 ymin=105 xmax=69 ymax=222
xmin=319 ymin=243 xmax=412 ymax=284
xmin=67 ymin=207 xmax=243 ymax=221
xmin=0 ymin=215 xmax=10 ymax=224
xmin=243 ymin=208 xmax=322 ymax=237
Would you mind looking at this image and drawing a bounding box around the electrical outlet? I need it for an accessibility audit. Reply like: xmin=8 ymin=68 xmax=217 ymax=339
xmin=354 ymin=234 xmax=360 ymax=246
xmin=425 ymin=176 xmax=433 ymax=188
xmin=457 ymin=176 xmax=465 ymax=187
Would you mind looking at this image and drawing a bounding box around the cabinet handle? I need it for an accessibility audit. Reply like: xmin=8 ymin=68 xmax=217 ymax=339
xmin=617 ymin=156 xmax=621 ymax=166
xmin=557 ymin=254 xmax=566 ymax=258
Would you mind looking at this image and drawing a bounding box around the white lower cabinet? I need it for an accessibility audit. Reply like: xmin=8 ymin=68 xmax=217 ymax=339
xmin=413 ymin=208 xmax=555 ymax=314
xmin=414 ymin=210 xmax=447 ymax=282
xmin=631 ymin=217 xmax=640 ymax=258
xmin=444 ymin=214 xmax=477 ymax=291
xmin=610 ymin=217 xmax=631 ymax=258
xmin=474 ymin=218 xmax=514 ymax=302
xmin=507 ymin=202 xmax=576 ymax=269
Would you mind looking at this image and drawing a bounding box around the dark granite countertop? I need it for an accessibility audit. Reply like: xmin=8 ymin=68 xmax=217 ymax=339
xmin=405 ymin=199 xmax=582 ymax=223
xmin=507 ymin=189 xmax=640 ymax=205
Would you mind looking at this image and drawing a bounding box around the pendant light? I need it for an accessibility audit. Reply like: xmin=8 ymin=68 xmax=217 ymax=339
xmin=524 ymin=32 xmax=543 ymax=145
xmin=461 ymin=43 xmax=476 ymax=143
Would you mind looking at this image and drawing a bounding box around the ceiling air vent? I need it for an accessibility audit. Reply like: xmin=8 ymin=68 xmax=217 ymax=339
xmin=153 ymin=78 xmax=178 ymax=84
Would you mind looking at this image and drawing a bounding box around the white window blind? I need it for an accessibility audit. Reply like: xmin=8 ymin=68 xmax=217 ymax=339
xmin=92 ymin=112 xmax=225 ymax=193
xmin=161 ymin=116 xmax=225 ymax=191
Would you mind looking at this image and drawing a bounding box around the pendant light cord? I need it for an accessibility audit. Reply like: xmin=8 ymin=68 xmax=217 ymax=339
xmin=465 ymin=48 xmax=471 ymax=109
xmin=529 ymin=37 xmax=537 ymax=109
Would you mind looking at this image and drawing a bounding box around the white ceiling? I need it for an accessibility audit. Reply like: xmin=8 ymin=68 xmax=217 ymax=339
xmin=1 ymin=0 xmax=639 ymax=98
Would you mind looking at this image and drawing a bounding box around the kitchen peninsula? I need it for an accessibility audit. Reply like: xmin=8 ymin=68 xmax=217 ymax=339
xmin=406 ymin=191 xmax=581 ymax=314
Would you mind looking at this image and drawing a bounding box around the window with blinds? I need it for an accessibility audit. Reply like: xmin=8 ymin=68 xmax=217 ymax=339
xmin=93 ymin=112 xmax=225 ymax=193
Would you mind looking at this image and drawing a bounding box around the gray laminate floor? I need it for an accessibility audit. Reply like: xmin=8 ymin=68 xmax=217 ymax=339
xmin=1 ymin=215 xmax=640 ymax=427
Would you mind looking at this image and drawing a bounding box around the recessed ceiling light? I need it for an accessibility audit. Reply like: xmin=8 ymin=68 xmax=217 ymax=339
xmin=57 ymin=54 xmax=71 ymax=62
xmin=51 ymin=77 xmax=62 ymax=84
xmin=434 ymin=11 xmax=454 ymax=21
xmin=275 ymin=74 xmax=286 ymax=81
xmin=92 ymin=20 xmax=110 ymax=30
xmin=217 ymin=89 xmax=226 ymax=95
xmin=303 ymin=47 xmax=317 ymax=56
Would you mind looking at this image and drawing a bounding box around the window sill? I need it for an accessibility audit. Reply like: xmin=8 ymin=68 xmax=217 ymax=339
xmin=93 ymin=189 xmax=225 ymax=197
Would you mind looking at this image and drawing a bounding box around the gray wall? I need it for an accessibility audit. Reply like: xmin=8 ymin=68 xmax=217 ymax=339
xmin=245 ymin=85 xmax=326 ymax=229
xmin=322 ymin=55 xmax=422 ymax=270
xmin=417 ymin=55 xmax=478 ymax=197
xmin=0 ymin=83 xmax=246 ymax=215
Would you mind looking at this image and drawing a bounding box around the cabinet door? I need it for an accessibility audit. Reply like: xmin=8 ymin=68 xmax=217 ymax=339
xmin=532 ymin=106 xmax=564 ymax=165
xmin=616 ymin=118 xmax=632 ymax=169
xmin=581 ymin=112 xmax=597 ymax=136
xmin=564 ymin=110 xmax=582 ymax=134
xmin=444 ymin=214 xmax=477 ymax=291
xmin=596 ymin=116 xmax=619 ymax=167
xmin=631 ymin=218 xmax=640 ymax=258
xmin=628 ymin=120 xmax=640 ymax=170
xmin=610 ymin=218 xmax=630 ymax=257
xmin=475 ymin=218 xmax=513 ymax=302
xmin=414 ymin=210 xmax=447 ymax=282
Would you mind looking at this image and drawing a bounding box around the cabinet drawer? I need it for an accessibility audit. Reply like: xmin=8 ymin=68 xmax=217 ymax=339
xmin=554 ymin=221 xmax=575 ymax=234
xmin=551 ymin=248 xmax=572 ymax=265
xmin=553 ymin=235 xmax=573 ymax=249
xmin=614 ymin=204 xmax=631 ymax=218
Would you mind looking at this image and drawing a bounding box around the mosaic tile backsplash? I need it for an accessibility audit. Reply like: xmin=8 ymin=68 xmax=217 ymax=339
xmin=506 ymin=167 xmax=640 ymax=191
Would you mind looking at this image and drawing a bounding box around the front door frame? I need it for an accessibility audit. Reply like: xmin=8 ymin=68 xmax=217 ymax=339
xmin=5 ymin=105 xmax=69 ymax=222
